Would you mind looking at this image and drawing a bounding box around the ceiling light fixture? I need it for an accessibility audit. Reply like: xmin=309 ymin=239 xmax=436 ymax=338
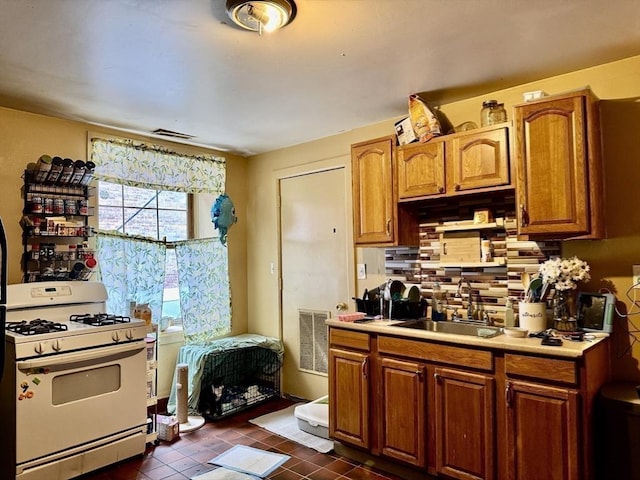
xmin=225 ymin=0 xmax=296 ymax=35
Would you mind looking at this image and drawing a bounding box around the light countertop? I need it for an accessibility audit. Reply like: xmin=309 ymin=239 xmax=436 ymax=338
xmin=326 ymin=318 xmax=608 ymax=358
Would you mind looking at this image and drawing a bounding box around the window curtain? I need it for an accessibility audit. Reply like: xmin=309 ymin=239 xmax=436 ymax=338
xmin=91 ymin=137 xmax=230 ymax=338
xmin=96 ymin=231 xmax=167 ymax=320
xmin=91 ymin=137 xmax=225 ymax=194
xmin=174 ymin=238 xmax=231 ymax=343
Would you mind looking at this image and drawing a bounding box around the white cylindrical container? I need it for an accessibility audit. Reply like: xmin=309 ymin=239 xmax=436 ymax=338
xmin=518 ymin=302 xmax=548 ymax=332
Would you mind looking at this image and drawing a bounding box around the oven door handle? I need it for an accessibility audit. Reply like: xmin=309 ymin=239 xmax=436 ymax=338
xmin=17 ymin=341 xmax=145 ymax=371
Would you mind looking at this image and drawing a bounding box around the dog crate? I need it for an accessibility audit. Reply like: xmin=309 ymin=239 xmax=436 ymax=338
xmin=198 ymin=345 xmax=282 ymax=420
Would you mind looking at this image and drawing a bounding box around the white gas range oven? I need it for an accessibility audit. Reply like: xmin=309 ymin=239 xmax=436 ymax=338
xmin=0 ymin=281 xmax=149 ymax=480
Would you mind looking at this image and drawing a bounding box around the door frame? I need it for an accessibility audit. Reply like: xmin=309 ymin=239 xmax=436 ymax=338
xmin=274 ymin=156 xmax=355 ymax=343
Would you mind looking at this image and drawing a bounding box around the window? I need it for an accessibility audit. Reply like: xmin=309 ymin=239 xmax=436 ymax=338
xmin=90 ymin=136 xmax=230 ymax=342
xmin=97 ymin=181 xmax=189 ymax=322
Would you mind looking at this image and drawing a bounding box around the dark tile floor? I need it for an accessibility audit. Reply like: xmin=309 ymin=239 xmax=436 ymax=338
xmin=79 ymin=398 xmax=403 ymax=480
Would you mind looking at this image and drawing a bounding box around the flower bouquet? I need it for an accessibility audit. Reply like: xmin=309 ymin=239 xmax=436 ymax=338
xmin=538 ymin=256 xmax=591 ymax=330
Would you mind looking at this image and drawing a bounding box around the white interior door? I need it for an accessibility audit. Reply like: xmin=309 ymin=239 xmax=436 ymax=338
xmin=279 ymin=167 xmax=350 ymax=401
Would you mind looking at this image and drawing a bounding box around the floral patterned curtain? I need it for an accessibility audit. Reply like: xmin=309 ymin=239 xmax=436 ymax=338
xmin=96 ymin=231 xmax=167 ymax=320
xmin=91 ymin=136 xmax=230 ymax=341
xmin=91 ymin=137 xmax=225 ymax=194
xmin=174 ymin=238 xmax=231 ymax=343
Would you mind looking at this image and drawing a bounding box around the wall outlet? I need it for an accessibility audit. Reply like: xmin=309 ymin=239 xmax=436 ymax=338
xmin=634 ymin=265 xmax=640 ymax=289
xmin=357 ymin=263 xmax=367 ymax=280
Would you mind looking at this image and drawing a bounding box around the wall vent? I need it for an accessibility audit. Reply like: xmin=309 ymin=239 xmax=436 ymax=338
xmin=151 ymin=128 xmax=195 ymax=140
xmin=298 ymin=309 xmax=329 ymax=375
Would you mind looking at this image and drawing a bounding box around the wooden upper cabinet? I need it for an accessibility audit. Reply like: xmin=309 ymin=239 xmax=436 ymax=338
xmin=351 ymin=136 xmax=418 ymax=246
xmin=514 ymin=89 xmax=605 ymax=239
xmin=447 ymin=125 xmax=510 ymax=193
xmin=397 ymin=123 xmax=512 ymax=201
xmin=397 ymin=139 xmax=445 ymax=198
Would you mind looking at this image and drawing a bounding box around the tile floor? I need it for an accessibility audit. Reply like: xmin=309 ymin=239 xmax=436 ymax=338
xmin=78 ymin=398 xmax=404 ymax=480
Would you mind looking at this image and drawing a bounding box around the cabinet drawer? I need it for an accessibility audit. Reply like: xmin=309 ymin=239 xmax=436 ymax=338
xmin=378 ymin=336 xmax=493 ymax=371
xmin=330 ymin=328 xmax=370 ymax=351
xmin=505 ymin=353 xmax=577 ymax=385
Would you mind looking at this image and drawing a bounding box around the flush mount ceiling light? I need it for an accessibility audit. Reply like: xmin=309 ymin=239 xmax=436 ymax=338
xmin=225 ymin=0 xmax=296 ymax=35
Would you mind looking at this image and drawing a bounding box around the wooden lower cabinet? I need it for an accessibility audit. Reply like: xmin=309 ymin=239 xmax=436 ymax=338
xmin=328 ymin=327 xmax=608 ymax=480
xmin=505 ymin=381 xmax=580 ymax=480
xmin=378 ymin=357 xmax=427 ymax=467
xmin=329 ymin=348 xmax=371 ymax=449
xmin=434 ymin=367 xmax=495 ymax=480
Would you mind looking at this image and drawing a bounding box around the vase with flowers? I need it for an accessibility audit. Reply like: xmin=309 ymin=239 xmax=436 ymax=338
xmin=538 ymin=256 xmax=591 ymax=331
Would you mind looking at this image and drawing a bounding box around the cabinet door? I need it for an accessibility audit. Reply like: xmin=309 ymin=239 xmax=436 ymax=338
xmin=379 ymin=357 xmax=426 ymax=467
xmin=351 ymin=136 xmax=396 ymax=244
xmin=329 ymin=348 xmax=370 ymax=449
xmin=397 ymin=140 xmax=445 ymax=198
xmin=434 ymin=367 xmax=495 ymax=480
xmin=505 ymin=381 xmax=580 ymax=480
xmin=448 ymin=126 xmax=510 ymax=193
xmin=515 ymin=93 xmax=601 ymax=237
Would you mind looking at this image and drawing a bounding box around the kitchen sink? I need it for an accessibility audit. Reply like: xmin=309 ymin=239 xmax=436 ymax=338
xmin=393 ymin=319 xmax=503 ymax=338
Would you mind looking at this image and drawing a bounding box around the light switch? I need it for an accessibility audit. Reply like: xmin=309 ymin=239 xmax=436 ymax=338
xmin=357 ymin=263 xmax=367 ymax=280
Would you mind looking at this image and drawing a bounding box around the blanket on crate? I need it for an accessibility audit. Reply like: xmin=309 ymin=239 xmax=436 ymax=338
xmin=167 ymin=334 xmax=284 ymax=415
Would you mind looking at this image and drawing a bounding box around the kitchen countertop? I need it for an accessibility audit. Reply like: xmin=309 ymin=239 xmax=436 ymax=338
xmin=326 ymin=318 xmax=608 ymax=358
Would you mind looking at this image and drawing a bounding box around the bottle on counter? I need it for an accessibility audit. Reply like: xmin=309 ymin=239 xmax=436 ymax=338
xmin=505 ymin=297 xmax=516 ymax=327
xmin=431 ymin=282 xmax=446 ymax=321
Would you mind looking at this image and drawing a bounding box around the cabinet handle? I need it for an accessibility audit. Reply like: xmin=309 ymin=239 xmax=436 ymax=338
xmin=433 ymin=372 xmax=440 ymax=382
xmin=438 ymin=186 xmax=445 ymax=194
xmin=385 ymin=219 xmax=391 ymax=236
xmin=442 ymin=243 xmax=447 ymax=255
xmin=505 ymin=382 xmax=513 ymax=407
xmin=415 ymin=370 xmax=423 ymax=380
xmin=520 ymin=204 xmax=528 ymax=228
xmin=361 ymin=357 xmax=368 ymax=378
xmin=454 ymin=184 xmax=460 ymax=191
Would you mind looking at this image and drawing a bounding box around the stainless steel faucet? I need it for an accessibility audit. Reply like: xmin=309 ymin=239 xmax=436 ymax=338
xmin=455 ymin=278 xmax=475 ymax=321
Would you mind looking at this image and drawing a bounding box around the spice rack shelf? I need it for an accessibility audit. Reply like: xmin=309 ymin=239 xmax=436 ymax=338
xmin=21 ymin=168 xmax=96 ymax=283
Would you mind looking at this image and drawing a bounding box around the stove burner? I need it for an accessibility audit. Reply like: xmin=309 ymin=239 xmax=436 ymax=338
xmin=6 ymin=319 xmax=69 ymax=336
xmin=70 ymin=313 xmax=131 ymax=326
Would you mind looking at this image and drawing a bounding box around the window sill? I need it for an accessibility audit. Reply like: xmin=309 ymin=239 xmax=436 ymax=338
xmin=159 ymin=325 xmax=185 ymax=345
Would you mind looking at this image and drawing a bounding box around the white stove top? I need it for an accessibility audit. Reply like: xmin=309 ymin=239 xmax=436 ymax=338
xmin=5 ymin=281 xmax=148 ymax=358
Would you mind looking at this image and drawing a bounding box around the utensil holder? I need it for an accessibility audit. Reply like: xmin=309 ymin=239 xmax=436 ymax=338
xmin=518 ymin=302 xmax=548 ymax=332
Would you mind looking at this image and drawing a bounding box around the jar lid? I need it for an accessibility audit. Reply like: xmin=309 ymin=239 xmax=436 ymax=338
xmin=482 ymin=100 xmax=498 ymax=107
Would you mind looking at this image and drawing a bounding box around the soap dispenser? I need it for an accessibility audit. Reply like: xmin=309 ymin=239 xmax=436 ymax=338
xmin=505 ymin=297 xmax=515 ymax=327
xmin=431 ymin=282 xmax=446 ymax=321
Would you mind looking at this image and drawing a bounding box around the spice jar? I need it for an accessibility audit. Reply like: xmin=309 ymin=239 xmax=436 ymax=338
xmin=480 ymin=100 xmax=507 ymax=127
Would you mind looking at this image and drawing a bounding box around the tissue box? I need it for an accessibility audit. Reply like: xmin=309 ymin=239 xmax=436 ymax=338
xmin=156 ymin=415 xmax=179 ymax=442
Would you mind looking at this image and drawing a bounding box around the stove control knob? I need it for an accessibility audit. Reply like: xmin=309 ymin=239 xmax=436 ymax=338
xmin=34 ymin=342 xmax=45 ymax=355
xmin=52 ymin=340 xmax=62 ymax=352
xmin=112 ymin=331 xmax=121 ymax=343
xmin=125 ymin=329 xmax=134 ymax=340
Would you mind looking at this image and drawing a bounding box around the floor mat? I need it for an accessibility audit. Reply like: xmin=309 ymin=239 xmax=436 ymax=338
xmin=191 ymin=467 xmax=260 ymax=480
xmin=249 ymin=404 xmax=334 ymax=453
xmin=208 ymin=445 xmax=290 ymax=478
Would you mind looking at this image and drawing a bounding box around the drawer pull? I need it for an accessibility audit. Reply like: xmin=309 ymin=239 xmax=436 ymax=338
xmin=505 ymin=382 xmax=513 ymax=407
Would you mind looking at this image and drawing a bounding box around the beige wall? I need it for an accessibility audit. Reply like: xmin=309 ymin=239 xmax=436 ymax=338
xmin=247 ymin=55 xmax=640 ymax=381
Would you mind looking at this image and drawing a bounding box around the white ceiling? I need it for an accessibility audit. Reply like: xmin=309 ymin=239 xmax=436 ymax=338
xmin=1 ymin=0 xmax=639 ymax=156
